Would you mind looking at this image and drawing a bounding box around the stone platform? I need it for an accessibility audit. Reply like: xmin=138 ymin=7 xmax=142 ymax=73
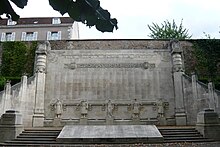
xmin=57 ymin=125 xmax=163 ymax=143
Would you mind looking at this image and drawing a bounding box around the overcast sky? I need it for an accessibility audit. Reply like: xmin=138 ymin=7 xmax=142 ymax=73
xmin=9 ymin=0 xmax=220 ymax=39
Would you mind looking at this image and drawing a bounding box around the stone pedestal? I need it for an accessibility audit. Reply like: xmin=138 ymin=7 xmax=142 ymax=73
xmin=32 ymin=112 xmax=44 ymax=127
xmin=53 ymin=118 xmax=62 ymax=127
xmin=132 ymin=116 xmax=140 ymax=124
xmin=196 ymin=109 xmax=220 ymax=141
xmin=175 ymin=112 xmax=187 ymax=125
xmin=106 ymin=117 xmax=114 ymax=125
xmin=158 ymin=117 xmax=167 ymax=126
xmin=80 ymin=118 xmax=88 ymax=125
xmin=0 ymin=110 xmax=24 ymax=143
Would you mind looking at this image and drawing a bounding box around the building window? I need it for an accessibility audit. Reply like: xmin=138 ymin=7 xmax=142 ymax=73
xmin=26 ymin=32 xmax=34 ymax=41
xmin=21 ymin=32 xmax=38 ymax=41
xmin=7 ymin=19 xmax=17 ymax=25
xmin=1 ymin=32 xmax=15 ymax=41
xmin=47 ymin=31 xmax=61 ymax=40
xmin=52 ymin=18 xmax=61 ymax=24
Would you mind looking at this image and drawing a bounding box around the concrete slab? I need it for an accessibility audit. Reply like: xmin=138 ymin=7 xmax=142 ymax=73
xmin=57 ymin=125 xmax=163 ymax=143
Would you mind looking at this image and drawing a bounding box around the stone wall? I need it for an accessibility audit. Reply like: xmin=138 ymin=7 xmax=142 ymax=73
xmin=184 ymin=74 xmax=220 ymax=125
xmin=0 ymin=76 xmax=36 ymax=126
xmin=44 ymin=40 xmax=175 ymax=126
xmin=0 ymin=40 xmax=219 ymax=127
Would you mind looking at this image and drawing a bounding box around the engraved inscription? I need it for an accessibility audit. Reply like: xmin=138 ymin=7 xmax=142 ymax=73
xmin=64 ymin=62 xmax=156 ymax=69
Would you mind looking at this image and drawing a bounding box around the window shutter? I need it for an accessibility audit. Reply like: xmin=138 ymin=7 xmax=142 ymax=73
xmin=11 ymin=32 xmax=16 ymax=41
xmin=58 ymin=31 xmax=61 ymax=40
xmin=1 ymin=33 xmax=6 ymax=42
xmin=33 ymin=32 xmax=38 ymax=40
xmin=21 ymin=32 xmax=26 ymax=41
xmin=47 ymin=31 xmax=51 ymax=40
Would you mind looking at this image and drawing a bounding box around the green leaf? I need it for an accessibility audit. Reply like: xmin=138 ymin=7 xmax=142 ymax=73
xmin=96 ymin=8 xmax=110 ymax=20
xmin=10 ymin=0 xmax=28 ymax=8
xmin=148 ymin=19 xmax=192 ymax=39
xmin=0 ymin=0 xmax=118 ymax=32
xmin=49 ymin=0 xmax=71 ymax=15
xmin=67 ymin=2 xmax=81 ymax=21
xmin=96 ymin=19 xmax=114 ymax=32
xmin=0 ymin=0 xmax=19 ymax=21
xmin=85 ymin=0 xmax=100 ymax=9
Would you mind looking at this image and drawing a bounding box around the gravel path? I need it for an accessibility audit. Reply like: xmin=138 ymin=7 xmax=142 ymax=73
xmin=36 ymin=142 xmax=220 ymax=147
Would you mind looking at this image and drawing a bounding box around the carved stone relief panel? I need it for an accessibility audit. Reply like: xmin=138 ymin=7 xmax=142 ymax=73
xmin=64 ymin=62 xmax=156 ymax=70
xmin=55 ymin=100 xmax=160 ymax=121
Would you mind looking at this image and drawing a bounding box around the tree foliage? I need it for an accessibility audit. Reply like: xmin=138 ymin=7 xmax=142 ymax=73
xmin=184 ymin=39 xmax=220 ymax=90
xmin=0 ymin=41 xmax=37 ymax=77
xmin=0 ymin=0 xmax=118 ymax=32
xmin=148 ymin=19 xmax=192 ymax=39
xmin=193 ymin=40 xmax=220 ymax=79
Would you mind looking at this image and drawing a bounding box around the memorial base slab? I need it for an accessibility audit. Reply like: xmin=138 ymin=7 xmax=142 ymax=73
xmin=57 ymin=125 xmax=163 ymax=143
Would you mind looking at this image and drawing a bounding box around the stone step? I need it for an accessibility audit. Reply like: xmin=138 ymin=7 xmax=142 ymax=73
xmin=161 ymin=131 xmax=200 ymax=135
xmin=22 ymin=130 xmax=61 ymax=133
xmin=14 ymin=137 xmax=56 ymax=141
xmin=159 ymin=128 xmax=196 ymax=130
xmin=1 ymin=126 xmax=216 ymax=146
xmin=17 ymin=135 xmax=57 ymax=138
xmin=160 ymin=129 xmax=197 ymax=132
xmin=164 ymin=139 xmax=214 ymax=143
xmin=0 ymin=143 xmax=103 ymax=146
xmin=5 ymin=140 xmax=58 ymax=144
xmin=20 ymin=132 xmax=59 ymax=136
xmin=158 ymin=127 xmax=215 ymax=143
xmin=164 ymin=136 xmax=206 ymax=140
xmin=162 ymin=134 xmax=202 ymax=137
xmin=24 ymin=127 xmax=62 ymax=131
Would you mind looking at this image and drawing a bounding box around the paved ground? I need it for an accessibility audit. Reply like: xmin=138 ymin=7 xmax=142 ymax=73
xmin=21 ymin=142 xmax=220 ymax=147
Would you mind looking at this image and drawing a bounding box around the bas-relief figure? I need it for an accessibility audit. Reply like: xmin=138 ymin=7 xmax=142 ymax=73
xmin=50 ymin=99 xmax=63 ymax=118
xmin=81 ymin=100 xmax=88 ymax=118
xmin=157 ymin=99 xmax=164 ymax=117
xmin=107 ymin=100 xmax=114 ymax=118
xmin=157 ymin=99 xmax=169 ymax=118
xmin=133 ymin=99 xmax=140 ymax=118
xmin=54 ymin=99 xmax=62 ymax=118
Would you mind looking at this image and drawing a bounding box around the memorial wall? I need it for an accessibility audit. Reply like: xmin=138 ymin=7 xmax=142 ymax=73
xmin=0 ymin=40 xmax=219 ymax=127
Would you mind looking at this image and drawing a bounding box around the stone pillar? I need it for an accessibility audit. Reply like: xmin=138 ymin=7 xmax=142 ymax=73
xmin=208 ymin=82 xmax=215 ymax=110
xmin=32 ymin=42 xmax=49 ymax=127
xmin=3 ymin=81 xmax=12 ymax=112
xmin=170 ymin=40 xmax=187 ymax=125
xmin=192 ymin=74 xmax=198 ymax=100
xmin=20 ymin=75 xmax=27 ymax=113
xmin=196 ymin=109 xmax=220 ymax=141
xmin=0 ymin=110 xmax=24 ymax=143
xmin=20 ymin=75 xmax=27 ymax=102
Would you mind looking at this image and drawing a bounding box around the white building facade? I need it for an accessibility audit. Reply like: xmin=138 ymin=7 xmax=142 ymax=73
xmin=0 ymin=17 xmax=79 ymax=41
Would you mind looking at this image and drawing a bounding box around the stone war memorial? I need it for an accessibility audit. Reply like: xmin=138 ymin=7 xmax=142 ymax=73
xmin=0 ymin=40 xmax=220 ymax=144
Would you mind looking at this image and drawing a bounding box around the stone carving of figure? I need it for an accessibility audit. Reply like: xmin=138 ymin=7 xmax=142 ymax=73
xmin=55 ymin=99 xmax=62 ymax=118
xmin=133 ymin=99 xmax=139 ymax=118
xmin=157 ymin=99 xmax=164 ymax=117
xmin=81 ymin=100 xmax=88 ymax=118
xmin=107 ymin=100 xmax=114 ymax=118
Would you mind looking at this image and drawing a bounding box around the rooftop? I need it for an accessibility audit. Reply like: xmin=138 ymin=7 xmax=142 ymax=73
xmin=0 ymin=17 xmax=74 ymax=26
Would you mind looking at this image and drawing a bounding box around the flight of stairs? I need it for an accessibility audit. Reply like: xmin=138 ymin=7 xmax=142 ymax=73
xmin=159 ymin=126 xmax=214 ymax=143
xmin=0 ymin=128 xmax=62 ymax=146
xmin=0 ymin=126 xmax=215 ymax=146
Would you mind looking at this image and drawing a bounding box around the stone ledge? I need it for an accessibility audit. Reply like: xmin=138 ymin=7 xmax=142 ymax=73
xmin=57 ymin=125 xmax=163 ymax=143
